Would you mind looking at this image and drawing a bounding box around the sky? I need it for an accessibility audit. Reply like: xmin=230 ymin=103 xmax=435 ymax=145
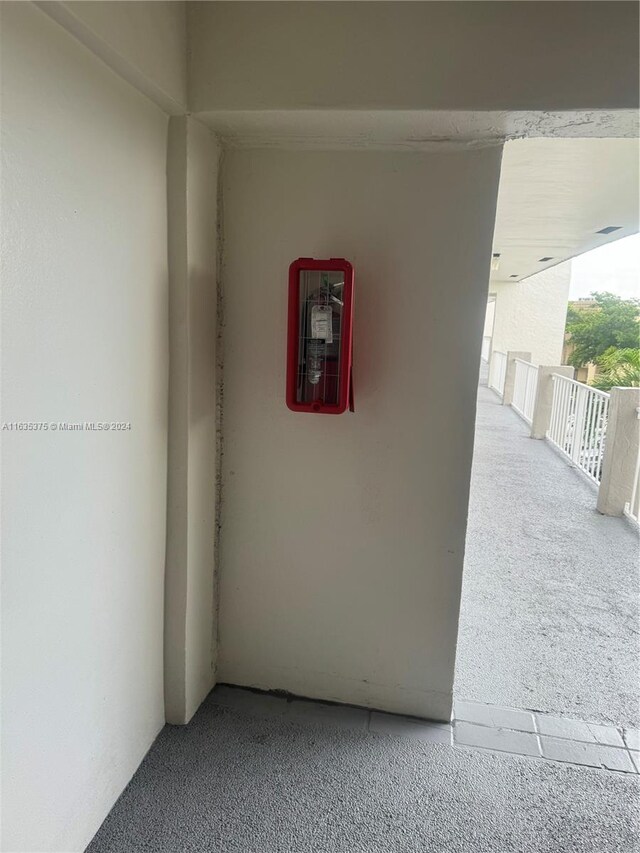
xmin=569 ymin=233 xmax=640 ymax=301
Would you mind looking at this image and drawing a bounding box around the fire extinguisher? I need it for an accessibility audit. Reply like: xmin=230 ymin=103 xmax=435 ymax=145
xmin=286 ymin=259 xmax=354 ymax=415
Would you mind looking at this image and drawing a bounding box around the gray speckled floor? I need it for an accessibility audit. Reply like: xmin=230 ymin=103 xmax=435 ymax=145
xmin=87 ymin=691 xmax=639 ymax=853
xmin=455 ymin=376 xmax=640 ymax=728
xmin=86 ymin=369 xmax=640 ymax=852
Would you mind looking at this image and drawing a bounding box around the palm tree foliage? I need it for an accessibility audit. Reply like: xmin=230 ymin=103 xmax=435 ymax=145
xmin=591 ymin=347 xmax=640 ymax=390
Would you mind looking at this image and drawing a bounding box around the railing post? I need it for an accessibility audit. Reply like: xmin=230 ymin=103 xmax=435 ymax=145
xmin=530 ymin=366 xmax=574 ymax=439
xmin=502 ymin=351 xmax=531 ymax=406
xmin=597 ymin=387 xmax=640 ymax=516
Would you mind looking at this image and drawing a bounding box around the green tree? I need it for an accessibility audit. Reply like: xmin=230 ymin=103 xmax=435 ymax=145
xmin=591 ymin=347 xmax=640 ymax=390
xmin=565 ymin=292 xmax=640 ymax=368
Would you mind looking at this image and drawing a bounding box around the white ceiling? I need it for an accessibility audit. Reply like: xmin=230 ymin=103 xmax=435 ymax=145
xmin=491 ymin=138 xmax=639 ymax=283
xmin=202 ymin=112 xmax=639 ymax=285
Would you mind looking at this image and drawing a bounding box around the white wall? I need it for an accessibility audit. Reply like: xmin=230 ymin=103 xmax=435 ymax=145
xmin=219 ymin=147 xmax=502 ymax=720
xmin=38 ymin=0 xmax=187 ymax=112
xmin=188 ymin=1 xmax=639 ymax=113
xmin=165 ymin=116 xmax=220 ymax=725
xmin=491 ymin=262 xmax=572 ymax=366
xmin=1 ymin=5 xmax=169 ymax=850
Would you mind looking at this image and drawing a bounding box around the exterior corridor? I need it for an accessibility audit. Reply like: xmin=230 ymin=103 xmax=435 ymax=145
xmin=85 ymin=371 xmax=640 ymax=853
xmin=454 ymin=371 xmax=640 ymax=729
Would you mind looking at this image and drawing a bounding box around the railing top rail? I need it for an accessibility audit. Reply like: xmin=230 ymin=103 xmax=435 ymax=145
xmin=551 ymin=373 xmax=610 ymax=400
xmin=514 ymin=358 xmax=537 ymax=368
xmin=492 ymin=350 xmax=507 ymax=356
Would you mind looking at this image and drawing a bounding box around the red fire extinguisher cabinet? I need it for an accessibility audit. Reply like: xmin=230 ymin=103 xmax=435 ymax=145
xmin=286 ymin=258 xmax=354 ymax=414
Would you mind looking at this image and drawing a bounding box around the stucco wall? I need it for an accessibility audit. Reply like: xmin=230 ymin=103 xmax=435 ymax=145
xmin=1 ymin=5 xmax=169 ymax=850
xmin=165 ymin=116 xmax=220 ymax=725
xmin=37 ymin=0 xmax=187 ymax=112
xmin=491 ymin=262 xmax=572 ymax=366
xmin=218 ymin=146 xmax=502 ymax=720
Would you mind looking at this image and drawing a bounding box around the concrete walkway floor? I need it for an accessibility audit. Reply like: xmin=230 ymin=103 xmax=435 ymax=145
xmin=87 ymin=688 xmax=639 ymax=853
xmin=454 ymin=375 xmax=640 ymax=728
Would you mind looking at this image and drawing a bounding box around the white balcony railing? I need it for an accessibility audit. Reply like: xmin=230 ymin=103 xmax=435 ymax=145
xmin=481 ymin=336 xmax=491 ymax=362
xmin=512 ymin=359 xmax=539 ymax=425
xmin=488 ymin=350 xmax=507 ymax=397
xmin=623 ymin=407 xmax=640 ymax=525
xmin=547 ymin=374 xmax=610 ymax=485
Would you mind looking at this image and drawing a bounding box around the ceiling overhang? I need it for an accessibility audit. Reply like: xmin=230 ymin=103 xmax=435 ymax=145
xmin=491 ymin=137 xmax=639 ymax=283
xmin=196 ymin=109 xmax=638 ymax=151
